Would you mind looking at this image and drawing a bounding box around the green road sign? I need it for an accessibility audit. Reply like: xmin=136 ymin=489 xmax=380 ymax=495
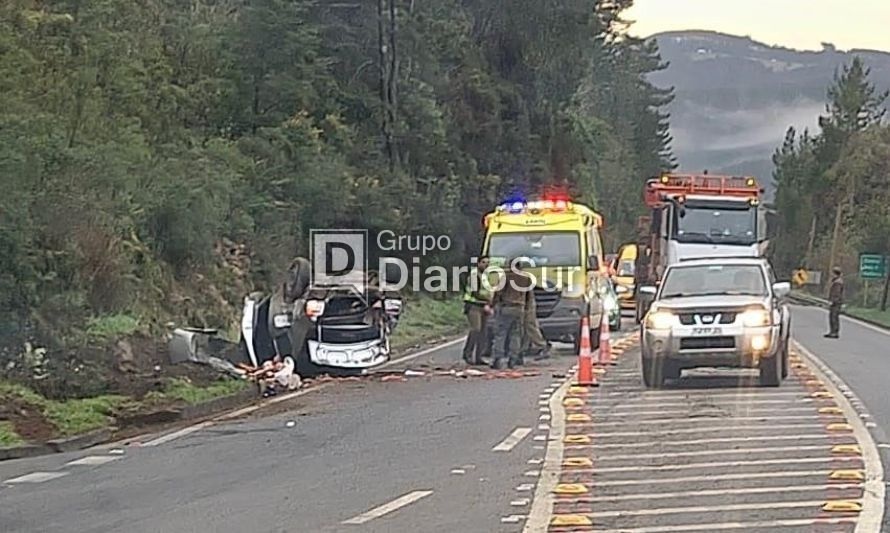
xmin=859 ymin=253 xmax=888 ymax=280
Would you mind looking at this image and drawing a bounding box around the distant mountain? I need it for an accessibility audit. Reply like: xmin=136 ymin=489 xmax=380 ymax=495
xmin=650 ymin=30 xmax=890 ymax=195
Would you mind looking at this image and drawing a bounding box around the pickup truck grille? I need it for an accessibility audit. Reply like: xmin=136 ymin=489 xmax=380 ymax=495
xmin=533 ymin=289 xmax=561 ymax=319
xmin=678 ymin=312 xmax=738 ymax=326
xmin=680 ymin=337 xmax=736 ymax=350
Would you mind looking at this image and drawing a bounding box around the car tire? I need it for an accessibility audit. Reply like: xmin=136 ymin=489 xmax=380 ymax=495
xmin=641 ymin=357 xmax=665 ymax=388
xmin=759 ymin=353 xmax=782 ymax=387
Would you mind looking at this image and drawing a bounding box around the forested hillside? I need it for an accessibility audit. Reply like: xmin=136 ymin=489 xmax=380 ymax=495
xmin=651 ymin=31 xmax=890 ymax=191
xmin=772 ymin=57 xmax=890 ymax=308
xmin=0 ymin=1 xmax=672 ymax=393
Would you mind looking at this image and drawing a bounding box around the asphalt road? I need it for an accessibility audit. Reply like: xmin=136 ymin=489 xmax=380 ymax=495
xmin=1 ymin=306 xmax=888 ymax=532
xmin=0 ymin=336 xmax=596 ymax=533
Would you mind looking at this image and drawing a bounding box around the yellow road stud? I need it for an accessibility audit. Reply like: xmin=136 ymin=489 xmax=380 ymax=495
xmin=568 ymin=386 xmax=590 ymax=395
xmin=818 ymin=406 xmax=843 ymax=415
xmin=826 ymin=423 xmax=853 ymax=432
xmin=805 ymin=380 xmax=824 ymax=387
xmin=552 ymin=483 xmax=589 ymax=495
xmin=563 ymin=434 xmax=591 ymax=445
xmin=831 ymin=444 xmax=862 ymax=455
xmin=822 ymin=500 xmax=862 ymax=513
xmin=829 ymin=470 xmax=865 ymax=481
xmin=566 ymin=413 xmax=591 ymax=423
xmin=550 ymin=514 xmax=592 ymax=527
xmin=811 ymin=391 xmax=833 ymax=399
xmin=563 ymin=398 xmax=584 ymax=407
xmin=562 ymin=457 xmax=593 ymax=468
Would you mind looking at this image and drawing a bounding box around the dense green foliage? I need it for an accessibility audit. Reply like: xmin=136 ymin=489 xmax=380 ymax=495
xmin=1 ymin=1 xmax=673 ymax=387
xmin=772 ymin=57 xmax=890 ymax=304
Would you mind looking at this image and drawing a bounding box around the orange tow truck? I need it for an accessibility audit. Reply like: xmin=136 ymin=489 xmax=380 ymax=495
xmin=634 ymin=173 xmax=769 ymax=322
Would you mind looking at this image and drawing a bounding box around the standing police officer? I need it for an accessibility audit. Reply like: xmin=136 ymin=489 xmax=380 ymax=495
xmin=462 ymin=256 xmax=492 ymax=365
xmin=491 ymin=258 xmax=534 ymax=369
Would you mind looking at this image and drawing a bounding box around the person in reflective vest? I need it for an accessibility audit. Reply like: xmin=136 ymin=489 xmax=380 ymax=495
xmin=462 ymin=256 xmax=492 ymax=365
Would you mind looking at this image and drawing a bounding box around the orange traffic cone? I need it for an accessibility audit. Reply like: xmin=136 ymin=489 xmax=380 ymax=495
xmin=576 ymin=316 xmax=598 ymax=387
xmin=599 ymin=312 xmax=614 ymax=366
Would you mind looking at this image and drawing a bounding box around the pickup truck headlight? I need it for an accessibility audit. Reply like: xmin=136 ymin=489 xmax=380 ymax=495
xmin=646 ymin=310 xmax=675 ymax=330
xmin=739 ymin=307 xmax=770 ymax=327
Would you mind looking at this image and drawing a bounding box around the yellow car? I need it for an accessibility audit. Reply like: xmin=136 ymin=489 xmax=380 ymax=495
xmin=611 ymin=243 xmax=637 ymax=310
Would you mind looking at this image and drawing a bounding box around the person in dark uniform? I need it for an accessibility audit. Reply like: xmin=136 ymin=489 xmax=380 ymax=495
xmin=490 ymin=259 xmax=534 ymax=369
xmin=825 ymin=267 xmax=844 ymax=339
xmin=462 ymin=256 xmax=493 ymax=365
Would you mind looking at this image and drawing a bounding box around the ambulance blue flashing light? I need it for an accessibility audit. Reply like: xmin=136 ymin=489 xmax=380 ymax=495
xmin=497 ymin=197 xmax=574 ymax=214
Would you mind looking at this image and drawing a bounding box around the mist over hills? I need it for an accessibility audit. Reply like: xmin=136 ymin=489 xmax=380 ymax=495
xmin=650 ymin=30 xmax=890 ymax=193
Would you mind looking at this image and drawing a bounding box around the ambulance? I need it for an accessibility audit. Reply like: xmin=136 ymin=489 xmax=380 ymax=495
xmin=482 ymin=197 xmax=609 ymax=350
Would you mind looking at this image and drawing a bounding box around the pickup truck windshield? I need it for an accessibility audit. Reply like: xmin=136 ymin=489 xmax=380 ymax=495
xmin=487 ymin=232 xmax=581 ymax=267
xmin=660 ymin=264 xmax=767 ymax=298
xmin=673 ymin=204 xmax=757 ymax=245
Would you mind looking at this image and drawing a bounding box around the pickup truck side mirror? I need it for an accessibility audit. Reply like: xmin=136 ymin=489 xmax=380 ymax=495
xmin=772 ymin=281 xmax=791 ymax=298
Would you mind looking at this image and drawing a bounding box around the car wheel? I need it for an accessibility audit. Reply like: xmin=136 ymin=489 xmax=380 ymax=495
xmin=759 ymin=353 xmax=782 ymax=387
xmin=641 ymin=357 xmax=665 ymax=388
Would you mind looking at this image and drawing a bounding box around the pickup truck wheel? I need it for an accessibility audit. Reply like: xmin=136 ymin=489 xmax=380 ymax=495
xmin=780 ymin=337 xmax=790 ymax=379
xmin=759 ymin=353 xmax=782 ymax=387
xmin=641 ymin=357 xmax=665 ymax=388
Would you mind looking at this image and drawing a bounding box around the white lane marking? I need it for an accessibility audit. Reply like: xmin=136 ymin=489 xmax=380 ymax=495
xmin=607 ymin=390 xmax=811 ymax=399
xmin=589 ymin=433 xmax=840 ymax=450
xmin=839 ymin=308 xmax=890 ymax=337
xmin=341 ymin=490 xmax=433 ymax=525
xmin=143 ymin=421 xmax=216 ymax=447
xmin=592 ymin=517 xmax=859 ymax=533
xmin=582 ymin=483 xmax=862 ymax=502
xmin=492 ymin=427 xmax=533 ymax=452
xmin=596 ymin=399 xmax=818 ymax=410
xmin=590 ymin=407 xmax=818 ymax=418
xmin=501 ymin=515 xmax=526 ymax=524
xmin=597 ymin=444 xmax=834 ymax=461
xmin=375 ymin=336 xmax=466 ymax=370
xmin=588 ymin=423 xmax=824 ymax=438
xmin=511 ymin=498 xmax=531 ymax=506
xmin=4 ymin=472 xmax=68 ymax=484
xmin=794 ymin=340 xmax=885 ymax=533
xmin=64 ymin=455 xmax=121 ymax=467
xmin=594 ymin=469 xmax=833 ymax=488
xmin=515 ymin=483 xmax=535 ymax=492
xmin=450 ymin=469 xmax=465 ymax=475
xmin=539 ymin=414 xmax=551 ymax=421
xmin=523 ymin=379 xmax=570 ymax=533
xmin=593 ymin=456 xmax=858 ymax=474
xmin=523 ymin=470 xmax=540 ymax=477
xmin=590 ymin=499 xmax=826 ymax=519
xmin=582 ymin=414 xmax=826 ymax=428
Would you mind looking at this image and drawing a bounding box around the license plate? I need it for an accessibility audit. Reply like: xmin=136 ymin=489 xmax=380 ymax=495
xmin=691 ymin=327 xmax=722 ymax=336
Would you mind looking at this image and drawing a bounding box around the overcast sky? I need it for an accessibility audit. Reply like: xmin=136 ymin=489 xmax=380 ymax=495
xmin=625 ymin=0 xmax=890 ymax=52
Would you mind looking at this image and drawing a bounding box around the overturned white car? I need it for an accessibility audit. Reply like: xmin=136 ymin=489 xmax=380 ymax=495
xmin=239 ymin=259 xmax=403 ymax=374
